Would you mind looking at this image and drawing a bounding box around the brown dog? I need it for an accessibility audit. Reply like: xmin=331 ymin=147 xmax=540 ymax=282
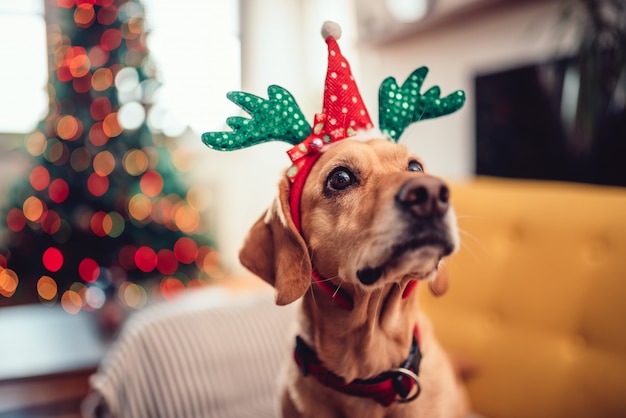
xmin=239 ymin=137 xmax=469 ymax=417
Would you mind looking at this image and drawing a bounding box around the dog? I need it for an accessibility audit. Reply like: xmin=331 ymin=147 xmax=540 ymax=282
xmin=238 ymin=137 xmax=469 ymax=417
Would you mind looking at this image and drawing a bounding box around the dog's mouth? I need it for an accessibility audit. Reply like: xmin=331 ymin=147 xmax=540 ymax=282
xmin=356 ymin=228 xmax=455 ymax=286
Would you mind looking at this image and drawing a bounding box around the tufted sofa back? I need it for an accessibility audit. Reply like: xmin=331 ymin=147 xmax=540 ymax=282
xmin=420 ymin=176 xmax=626 ymax=418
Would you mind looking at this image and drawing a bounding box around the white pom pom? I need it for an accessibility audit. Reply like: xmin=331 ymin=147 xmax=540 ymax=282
xmin=321 ymin=21 xmax=342 ymax=40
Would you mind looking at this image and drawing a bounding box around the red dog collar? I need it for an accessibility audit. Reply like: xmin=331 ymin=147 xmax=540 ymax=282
xmin=293 ymin=328 xmax=422 ymax=406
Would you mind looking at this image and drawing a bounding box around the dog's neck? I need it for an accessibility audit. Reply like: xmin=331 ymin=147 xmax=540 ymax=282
xmin=300 ymin=276 xmax=420 ymax=382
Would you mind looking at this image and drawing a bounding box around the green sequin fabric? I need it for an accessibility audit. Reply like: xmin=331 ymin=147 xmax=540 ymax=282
xmin=378 ymin=67 xmax=466 ymax=142
xmin=201 ymin=85 xmax=312 ymax=151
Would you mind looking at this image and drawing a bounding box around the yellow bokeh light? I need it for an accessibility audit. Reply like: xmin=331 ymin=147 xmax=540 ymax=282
xmin=69 ymin=54 xmax=91 ymax=78
xmin=37 ymin=276 xmax=58 ymax=301
xmin=46 ymin=139 xmax=66 ymax=164
xmin=70 ymin=147 xmax=92 ymax=172
xmin=186 ymin=184 xmax=211 ymax=211
xmin=25 ymin=132 xmax=47 ymax=156
xmin=123 ymin=149 xmax=149 ymax=176
xmin=103 ymin=112 xmax=123 ymax=137
xmin=0 ymin=268 xmax=18 ymax=298
xmin=118 ymin=282 xmax=147 ymax=309
xmin=128 ymin=193 xmax=152 ymax=221
xmin=56 ymin=115 xmax=80 ymax=140
xmin=174 ymin=204 xmax=200 ymax=234
xmin=61 ymin=290 xmax=82 ymax=314
xmin=93 ymin=150 xmax=115 ymax=176
xmin=92 ymin=68 xmax=113 ymax=91
xmin=23 ymin=196 xmax=44 ymax=222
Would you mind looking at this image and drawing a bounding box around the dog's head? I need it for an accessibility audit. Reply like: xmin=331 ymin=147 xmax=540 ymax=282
xmin=201 ymin=22 xmax=464 ymax=305
xmin=239 ymin=137 xmax=458 ymax=305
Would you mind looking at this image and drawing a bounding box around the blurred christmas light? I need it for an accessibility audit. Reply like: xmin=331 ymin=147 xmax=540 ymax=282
xmin=87 ymin=172 xmax=109 ymax=196
xmin=56 ymin=115 xmax=81 ymax=140
xmin=93 ymin=150 xmax=115 ymax=176
xmin=156 ymin=249 xmax=178 ymax=275
xmin=25 ymin=132 xmax=47 ymax=156
xmin=85 ymin=286 xmax=105 ymax=309
xmin=174 ymin=237 xmax=198 ymax=264
xmin=102 ymin=211 xmax=125 ymax=237
xmin=118 ymin=101 xmax=145 ymax=130
xmin=118 ymin=281 xmax=146 ymax=309
xmin=41 ymin=210 xmax=62 ymax=234
xmin=23 ymin=196 xmax=45 ymax=222
xmin=123 ymin=148 xmax=148 ymax=175
xmin=0 ymin=269 xmax=19 ymax=298
xmin=74 ymin=3 xmax=96 ymax=28
xmin=70 ymin=147 xmax=92 ymax=172
xmin=89 ymin=121 xmax=109 ymax=146
xmin=134 ymin=246 xmax=157 ymax=272
xmin=102 ymin=112 xmax=122 ymax=137
xmin=42 ymin=247 xmax=64 ymax=272
xmin=90 ymin=211 xmax=108 ymax=237
xmin=6 ymin=208 xmax=27 ymax=233
xmin=30 ymin=166 xmax=51 ymax=191
xmin=37 ymin=276 xmax=58 ymax=301
xmin=48 ymin=178 xmax=70 ymax=203
xmin=160 ymin=276 xmax=184 ymax=301
xmin=61 ymin=289 xmax=82 ymax=314
xmin=118 ymin=245 xmax=137 ymax=270
xmin=90 ymin=96 xmax=112 ymax=120
xmin=78 ymin=257 xmax=100 ymax=283
xmin=174 ymin=204 xmax=200 ymax=234
xmin=128 ymin=193 xmax=151 ymax=222
xmin=139 ymin=170 xmax=163 ymax=197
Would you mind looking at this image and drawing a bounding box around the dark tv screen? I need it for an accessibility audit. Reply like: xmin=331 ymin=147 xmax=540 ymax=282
xmin=475 ymin=57 xmax=626 ymax=187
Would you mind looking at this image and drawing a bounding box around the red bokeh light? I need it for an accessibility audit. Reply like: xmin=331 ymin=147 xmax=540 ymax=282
xmin=118 ymin=245 xmax=137 ymax=270
xmin=0 ymin=255 xmax=7 ymax=269
xmin=100 ymin=29 xmax=122 ymax=51
xmin=135 ymin=246 xmax=157 ymax=273
xmin=87 ymin=173 xmax=109 ymax=196
xmin=140 ymin=171 xmax=164 ymax=197
xmin=90 ymin=211 xmax=107 ymax=237
xmin=49 ymin=178 xmax=70 ymax=203
xmin=43 ymin=247 xmax=64 ymax=272
xmin=174 ymin=237 xmax=198 ymax=264
xmin=30 ymin=166 xmax=51 ymax=191
xmin=79 ymin=258 xmax=100 ymax=283
xmin=97 ymin=6 xmax=117 ymax=25
xmin=89 ymin=122 xmax=109 ymax=146
xmin=156 ymin=249 xmax=178 ymax=275
xmin=6 ymin=208 xmax=26 ymax=233
xmin=41 ymin=210 xmax=62 ymax=235
xmin=90 ymin=97 xmax=112 ymax=121
xmin=160 ymin=277 xmax=185 ymax=301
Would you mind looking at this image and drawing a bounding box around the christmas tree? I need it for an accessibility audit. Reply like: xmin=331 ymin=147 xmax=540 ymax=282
xmin=0 ymin=0 xmax=217 ymax=312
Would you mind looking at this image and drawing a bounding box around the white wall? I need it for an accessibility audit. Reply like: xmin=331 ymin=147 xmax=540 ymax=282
xmin=357 ymin=0 xmax=576 ymax=180
xmin=206 ymin=0 xmax=577 ymax=273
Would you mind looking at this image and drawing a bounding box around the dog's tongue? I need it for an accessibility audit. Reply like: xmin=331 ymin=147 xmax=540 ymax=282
xmin=357 ymin=266 xmax=384 ymax=285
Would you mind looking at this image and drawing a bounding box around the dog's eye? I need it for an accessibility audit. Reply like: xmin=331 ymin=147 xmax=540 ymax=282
xmin=327 ymin=167 xmax=356 ymax=191
xmin=408 ymin=160 xmax=423 ymax=172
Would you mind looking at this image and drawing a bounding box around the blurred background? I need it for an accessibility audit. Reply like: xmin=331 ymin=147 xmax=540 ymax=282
xmin=0 ymin=0 xmax=624 ymax=416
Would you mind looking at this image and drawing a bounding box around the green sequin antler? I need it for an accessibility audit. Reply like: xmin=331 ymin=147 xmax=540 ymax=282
xmin=379 ymin=67 xmax=466 ymax=142
xmin=202 ymin=85 xmax=312 ymax=151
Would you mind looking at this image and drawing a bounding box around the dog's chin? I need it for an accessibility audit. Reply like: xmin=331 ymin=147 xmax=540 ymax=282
xmin=355 ymin=244 xmax=448 ymax=288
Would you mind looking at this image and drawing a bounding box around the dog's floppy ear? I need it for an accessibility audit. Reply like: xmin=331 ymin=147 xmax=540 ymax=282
xmin=429 ymin=261 xmax=449 ymax=297
xmin=239 ymin=179 xmax=312 ymax=305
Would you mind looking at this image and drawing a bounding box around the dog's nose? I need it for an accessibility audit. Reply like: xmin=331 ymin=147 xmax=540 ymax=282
xmin=396 ymin=177 xmax=450 ymax=218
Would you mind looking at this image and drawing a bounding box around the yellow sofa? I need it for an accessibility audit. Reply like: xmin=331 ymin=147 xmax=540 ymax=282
xmin=420 ymin=176 xmax=626 ymax=418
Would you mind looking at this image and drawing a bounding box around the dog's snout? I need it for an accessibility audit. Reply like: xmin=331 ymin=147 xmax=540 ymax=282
xmin=396 ymin=177 xmax=450 ymax=218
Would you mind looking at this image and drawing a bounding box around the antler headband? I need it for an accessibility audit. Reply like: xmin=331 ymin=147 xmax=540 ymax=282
xmin=202 ymin=21 xmax=465 ymax=232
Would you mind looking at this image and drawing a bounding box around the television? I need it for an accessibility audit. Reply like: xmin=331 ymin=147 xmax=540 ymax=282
xmin=475 ymin=56 xmax=626 ymax=187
